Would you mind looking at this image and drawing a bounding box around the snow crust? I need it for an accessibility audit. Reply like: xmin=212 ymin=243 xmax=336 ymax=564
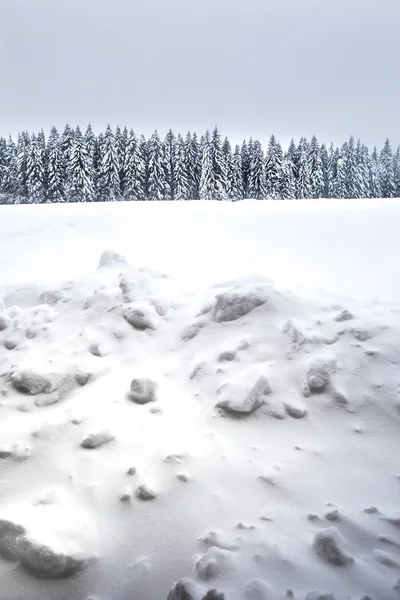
xmin=0 ymin=200 xmax=399 ymax=599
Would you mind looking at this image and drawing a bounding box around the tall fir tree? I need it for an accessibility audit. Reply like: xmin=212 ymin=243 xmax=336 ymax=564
xmin=320 ymin=143 xmax=330 ymax=197
xmin=332 ymin=155 xmax=347 ymax=199
xmin=343 ymin=137 xmax=363 ymax=199
xmin=123 ymin=129 xmax=146 ymax=200
xmin=309 ymin=136 xmax=325 ymax=198
xmin=1 ymin=136 xmax=19 ymax=199
xmin=61 ymin=124 xmax=74 ymax=183
xmin=280 ymin=158 xmax=296 ymax=199
xmin=46 ymin=127 xmax=64 ymax=202
xmin=380 ymin=138 xmax=395 ymax=198
xmin=248 ymin=139 xmax=266 ymax=199
xmin=393 ymin=146 xmax=400 ymax=197
xmin=97 ymin=125 xmax=121 ymax=201
xmin=227 ymin=145 xmax=244 ymax=201
xmin=174 ymin=135 xmax=189 ymax=200
xmin=66 ymin=125 xmax=95 ymax=202
xmin=370 ymin=147 xmax=382 ymax=198
xmin=296 ymin=138 xmax=312 ymax=199
xmin=241 ymin=139 xmax=252 ymax=198
xmin=211 ymin=126 xmax=227 ymax=200
xmin=265 ymin=135 xmax=283 ymax=199
xmin=16 ymin=133 xmax=29 ymax=200
xmin=163 ymin=129 xmax=177 ymax=200
xmin=199 ymin=130 xmax=215 ymax=200
xmin=147 ymin=131 xmax=166 ymax=200
xmin=26 ymin=134 xmax=46 ymax=203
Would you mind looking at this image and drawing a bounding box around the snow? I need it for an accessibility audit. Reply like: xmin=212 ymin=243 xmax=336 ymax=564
xmin=0 ymin=199 xmax=399 ymax=599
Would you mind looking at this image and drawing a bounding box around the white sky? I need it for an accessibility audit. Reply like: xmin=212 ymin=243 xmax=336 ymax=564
xmin=1 ymin=0 xmax=399 ymax=148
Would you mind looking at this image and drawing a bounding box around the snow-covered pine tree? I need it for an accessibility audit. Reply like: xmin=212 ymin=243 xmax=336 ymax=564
xmin=138 ymin=135 xmax=149 ymax=198
xmin=222 ymin=137 xmax=234 ymax=200
xmin=370 ymin=147 xmax=381 ymax=198
xmin=93 ymin=132 xmax=103 ymax=199
xmin=342 ymin=137 xmax=363 ymax=199
xmin=280 ymin=158 xmax=296 ymax=199
xmin=191 ymin=133 xmax=201 ymax=199
xmin=174 ymin=135 xmax=189 ymax=200
xmin=61 ymin=124 xmax=74 ymax=182
xmin=380 ymin=138 xmax=395 ymax=198
xmin=248 ymin=139 xmax=266 ymax=199
xmin=46 ymin=127 xmax=64 ymax=202
xmin=331 ymin=151 xmax=347 ymax=199
xmin=16 ymin=132 xmax=29 ymax=201
xmin=286 ymin=139 xmax=298 ymax=179
xmin=199 ymin=130 xmax=215 ymax=200
xmin=97 ymin=125 xmax=121 ymax=201
xmin=296 ymin=138 xmax=312 ymax=199
xmin=394 ymin=146 xmax=400 ymax=198
xmin=308 ymin=136 xmax=325 ymax=198
xmin=122 ymin=129 xmax=146 ymax=200
xmin=66 ymin=125 xmax=95 ymax=202
xmin=320 ymin=143 xmax=329 ymax=198
xmin=184 ymin=132 xmax=195 ymax=200
xmin=26 ymin=134 xmax=46 ymax=203
xmin=163 ymin=129 xmax=177 ymax=200
xmin=265 ymin=135 xmax=283 ymax=199
xmin=356 ymin=141 xmax=370 ymax=198
xmin=147 ymin=131 xmax=166 ymax=200
xmin=241 ymin=139 xmax=253 ymax=198
xmin=115 ymin=125 xmax=128 ymax=194
xmin=211 ymin=126 xmax=227 ymax=200
xmin=0 ymin=136 xmax=19 ymax=200
xmin=85 ymin=124 xmax=97 ymax=185
xmin=227 ymin=144 xmax=244 ymax=201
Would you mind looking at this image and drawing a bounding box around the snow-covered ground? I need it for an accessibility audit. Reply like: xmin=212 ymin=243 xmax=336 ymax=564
xmin=0 ymin=199 xmax=399 ymax=600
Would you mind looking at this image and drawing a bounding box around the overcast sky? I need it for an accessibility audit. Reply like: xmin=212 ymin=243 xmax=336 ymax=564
xmin=0 ymin=0 xmax=399 ymax=148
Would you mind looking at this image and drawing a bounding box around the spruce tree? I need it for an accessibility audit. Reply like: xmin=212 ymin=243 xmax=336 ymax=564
xmin=265 ymin=135 xmax=283 ymax=199
xmin=85 ymin=124 xmax=97 ymax=185
xmin=296 ymin=138 xmax=312 ymax=199
xmin=26 ymin=134 xmax=46 ymax=203
xmin=227 ymin=145 xmax=244 ymax=201
xmin=164 ymin=129 xmax=177 ymax=200
xmin=123 ymin=129 xmax=146 ymax=200
xmin=191 ymin=132 xmax=201 ymax=199
xmin=66 ymin=126 xmax=95 ymax=202
xmin=174 ymin=135 xmax=189 ymax=200
xmin=139 ymin=135 xmax=149 ymax=198
xmin=199 ymin=130 xmax=215 ymax=200
xmin=309 ymin=136 xmax=325 ymax=198
xmin=241 ymin=139 xmax=252 ymax=198
xmin=343 ymin=137 xmax=363 ymax=199
xmin=46 ymin=127 xmax=64 ymax=202
xmin=370 ymin=147 xmax=382 ymax=198
xmin=147 ymin=131 xmax=166 ymax=200
xmin=211 ymin=126 xmax=227 ymax=200
xmin=248 ymin=139 xmax=266 ymax=199
xmin=332 ymin=154 xmax=347 ymax=199
xmin=280 ymin=158 xmax=296 ymax=199
xmin=61 ymin=124 xmax=74 ymax=182
xmin=394 ymin=146 xmax=400 ymax=197
xmin=97 ymin=125 xmax=121 ymax=201
xmin=1 ymin=136 xmax=19 ymax=199
xmin=380 ymin=138 xmax=395 ymax=198
xmin=16 ymin=133 xmax=29 ymax=200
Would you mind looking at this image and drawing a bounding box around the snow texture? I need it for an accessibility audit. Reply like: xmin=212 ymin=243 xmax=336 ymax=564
xmin=0 ymin=201 xmax=398 ymax=600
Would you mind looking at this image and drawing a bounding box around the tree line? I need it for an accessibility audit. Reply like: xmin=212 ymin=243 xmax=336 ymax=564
xmin=0 ymin=124 xmax=398 ymax=203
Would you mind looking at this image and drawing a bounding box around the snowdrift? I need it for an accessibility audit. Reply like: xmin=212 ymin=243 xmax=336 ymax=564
xmin=0 ymin=200 xmax=399 ymax=600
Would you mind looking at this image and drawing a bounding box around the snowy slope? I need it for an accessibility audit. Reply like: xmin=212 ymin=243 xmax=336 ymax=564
xmin=0 ymin=200 xmax=399 ymax=600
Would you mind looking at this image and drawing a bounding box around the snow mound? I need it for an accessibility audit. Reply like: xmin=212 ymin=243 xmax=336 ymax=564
xmin=195 ymin=547 xmax=236 ymax=581
xmin=124 ymin=305 xmax=156 ymax=330
xmin=129 ymin=377 xmax=158 ymax=404
xmin=97 ymin=249 xmax=127 ymax=269
xmin=211 ymin=287 xmax=268 ymax=322
xmin=216 ymin=370 xmax=271 ymax=415
xmin=313 ymin=527 xmax=354 ymax=566
xmin=244 ymin=578 xmax=272 ymax=600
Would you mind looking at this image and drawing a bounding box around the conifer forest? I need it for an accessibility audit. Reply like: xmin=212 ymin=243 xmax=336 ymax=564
xmin=0 ymin=124 xmax=398 ymax=203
